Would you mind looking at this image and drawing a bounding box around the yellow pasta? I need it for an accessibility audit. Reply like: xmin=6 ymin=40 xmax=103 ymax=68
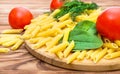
xmin=62 ymin=28 xmax=71 ymax=42
xmin=93 ymin=47 xmax=107 ymax=63
xmin=33 ymin=37 xmax=52 ymax=49
xmin=0 ymin=37 xmax=16 ymax=45
xmin=77 ymin=50 xmax=87 ymax=60
xmin=56 ymin=51 xmax=64 ymax=59
xmin=29 ymin=37 xmax=43 ymax=44
xmin=22 ymin=34 xmax=31 ymax=40
xmin=63 ymin=40 xmax=75 ymax=57
xmin=39 ymin=17 xmax=55 ymax=26
xmin=67 ymin=51 xmax=80 ymax=64
xmin=86 ymin=50 xmax=94 ymax=59
xmin=37 ymin=28 xmax=59 ymax=37
xmin=39 ymin=22 xmax=56 ymax=32
xmin=31 ymin=14 xmax=48 ymax=23
xmin=57 ymin=19 xmax=73 ymax=29
xmin=46 ymin=34 xmax=63 ymax=51
xmin=49 ymin=42 xmax=68 ymax=53
xmin=2 ymin=38 xmax=18 ymax=47
xmin=50 ymin=9 xmax=60 ymax=17
xmin=1 ymin=29 xmax=23 ymax=34
xmin=11 ymin=39 xmax=24 ymax=50
xmin=17 ymin=7 xmax=120 ymax=64
xmin=31 ymin=26 xmax=41 ymax=38
xmin=58 ymin=13 xmax=70 ymax=22
xmin=90 ymin=48 xmax=102 ymax=60
xmin=103 ymin=43 xmax=118 ymax=49
xmin=0 ymin=48 xmax=10 ymax=53
xmin=107 ymin=48 xmax=115 ymax=54
xmin=0 ymin=34 xmax=21 ymax=38
xmin=24 ymin=25 xmax=37 ymax=34
xmin=105 ymin=51 xmax=120 ymax=59
xmin=114 ymin=40 xmax=120 ymax=46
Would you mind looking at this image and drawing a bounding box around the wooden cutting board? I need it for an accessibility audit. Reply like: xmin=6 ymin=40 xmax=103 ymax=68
xmin=25 ymin=41 xmax=120 ymax=71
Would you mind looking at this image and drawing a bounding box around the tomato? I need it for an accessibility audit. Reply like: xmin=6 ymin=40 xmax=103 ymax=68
xmin=96 ymin=7 xmax=120 ymax=40
xmin=50 ymin=0 xmax=63 ymax=10
xmin=9 ymin=7 xmax=33 ymax=29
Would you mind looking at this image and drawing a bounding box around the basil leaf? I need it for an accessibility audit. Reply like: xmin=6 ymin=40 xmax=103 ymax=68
xmin=73 ymin=20 xmax=97 ymax=35
xmin=68 ymin=20 xmax=103 ymax=50
xmin=69 ymin=33 xmax=103 ymax=50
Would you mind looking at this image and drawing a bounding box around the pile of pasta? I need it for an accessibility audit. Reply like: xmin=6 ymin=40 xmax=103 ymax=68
xmin=1 ymin=8 xmax=120 ymax=64
xmin=22 ymin=9 xmax=120 ymax=64
xmin=0 ymin=29 xmax=24 ymax=52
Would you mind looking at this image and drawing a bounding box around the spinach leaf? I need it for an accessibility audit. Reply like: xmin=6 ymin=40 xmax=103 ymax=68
xmin=68 ymin=20 xmax=103 ymax=50
xmin=71 ymin=20 xmax=97 ymax=35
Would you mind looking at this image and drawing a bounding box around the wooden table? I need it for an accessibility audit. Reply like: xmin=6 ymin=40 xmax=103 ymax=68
xmin=0 ymin=0 xmax=120 ymax=74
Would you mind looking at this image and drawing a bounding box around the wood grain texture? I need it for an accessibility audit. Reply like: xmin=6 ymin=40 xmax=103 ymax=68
xmin=0 ymin=0 xmax=120 ymax=25
xmin=1 ymin=0 xmax=120 ymax=74
xmin=25 ymin=41 xmax=120 ymax=71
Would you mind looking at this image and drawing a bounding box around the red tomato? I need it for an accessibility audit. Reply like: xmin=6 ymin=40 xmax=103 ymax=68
xmin=50 ymin=0 xmax=63 ymax=10
xmin=9 ymin=7 xmax=33 ymax=29
xmin=96 ymin=7 xmax=120 ymax=40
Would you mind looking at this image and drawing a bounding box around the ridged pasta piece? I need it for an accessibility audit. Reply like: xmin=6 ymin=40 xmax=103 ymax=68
xmin=67 ymin=51 xmax=80 ymax=64
xmin=49 ymin=42 xmax=68 ymax=53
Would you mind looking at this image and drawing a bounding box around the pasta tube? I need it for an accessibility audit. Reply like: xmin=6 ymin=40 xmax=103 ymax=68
xmin=11 ymin=39 xmax=24 ymax=50
xmin=77 ymin=50 xmax=87 ymax=60
xmin=0 ymin=48 xmax=10 ymax=53
xmin=94 ymin=47 xmax=107 ymax=63
xmin=63 ymin=40 xmax=74 ymax=57
xmin=2 ymin=38 xmax=18 ymax=47
xmin=49 ymin=42 xmax=68 ymax=53
xmin=1 ymin=29 xmax=23 ymax=34
xmin=105 ymin=51 xmax=120 ymax=59
xmin=33 ymin=37 xmax=52 ymax=49
xmin=67 ymin=51 xmax=80 ymax=64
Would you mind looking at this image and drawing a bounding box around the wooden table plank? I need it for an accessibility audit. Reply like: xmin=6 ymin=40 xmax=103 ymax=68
xmin=1 ymin=0 xmax=120 ymax=74
xmin=1 ymin=0 xmax=120 ymax=25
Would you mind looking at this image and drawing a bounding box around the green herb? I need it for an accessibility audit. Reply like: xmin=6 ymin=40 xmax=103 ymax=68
xmin=54 ymin=0 xmax=98 ymax=20
xmin=68 ymin=20 xmax=103 ymax=50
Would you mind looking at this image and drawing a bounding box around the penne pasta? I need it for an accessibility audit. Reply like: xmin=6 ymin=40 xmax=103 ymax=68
xmin=62 ymin=28 xmax=71 ymax=42
xmin=114 ymin=40 xmax=120 ymax=46
xmin=33 ymin=37 xmax=52 ymax=49
xmin=86 ymin=49 xmax=94 ymax=59
xmin=90 ymin=48 xmax=102 ymax=60
xmin=57 ymin=19 xmax=73 ymax=29
xmin=94 ymin=47 xmax=107 ymax=63
xmin=0 ymin=48 xmax=10 ymax=53
xmin=1 ymin=29 xmax=23 ymax=34
xmin=56 ymin=51 xmax=64 ymax=59
xmin=11 ymin=39 xmax=24 ymax=50
xmin=46 ymin=34 xmax=63 ymax=51
xmin=2 ymin=38 xmax=18 ymax=47
xmin=77 ymin=50 xmax=87 ymax=60
xmin=50 ymin=9 xmax=60 ymax=17
xmin=49 ymin=42 xmax=68 ymax=53
xmin=37 ymin=28 xmax=59 ymax=37
xmin=105 ymin=51 xmax=120 ymax=59
xmin=31 ymin=26 xmax=41 ymax=38
xmin=63 ymin=40 xmax=75 ymax=57
xmin=58 ymin=13 xmax=70 ymax=22
xmin=67 ymin=51 xmax=80 ymax=64
xmin=29 ymin=37 xmax=43 ymax=44
xmin=103 ymin=43 xmax=118 ymax=49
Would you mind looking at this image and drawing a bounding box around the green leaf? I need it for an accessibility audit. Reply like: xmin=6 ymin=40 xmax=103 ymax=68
xmin=69 ymin=33 xmax=103 ymax=50
xmin=54 ymin=0 xmax=99 ymax=21
xmin=70 ymin=20 xmax=97 ymax=35
xmin=68 ymin=20 xmax=103 ymax=50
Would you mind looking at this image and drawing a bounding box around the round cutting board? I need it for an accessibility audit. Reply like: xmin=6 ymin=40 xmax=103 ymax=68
xmin=25 ymin=41 xmax=120 ymax=71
